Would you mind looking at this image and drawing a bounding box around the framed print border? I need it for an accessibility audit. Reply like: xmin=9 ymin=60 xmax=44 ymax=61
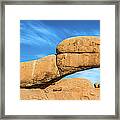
xmin=0 ymin=0 xmax=120 ymax=119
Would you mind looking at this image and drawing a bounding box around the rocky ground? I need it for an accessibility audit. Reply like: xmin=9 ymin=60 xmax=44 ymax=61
xmin=20 ymin=78 xmax=100 ymax=100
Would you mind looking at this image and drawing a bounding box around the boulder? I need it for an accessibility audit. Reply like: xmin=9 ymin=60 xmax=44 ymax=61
xmin=20 ymin=61 xmax=34 ymax=86
xmin=20 ymin=55 xmax=60 ymax=87
xmin=20 ymin=78 xmax=100 ymax=100
xmin=56 ymin=36 xmax=100 ymax=53
xmin=57 ymin=53 xmax=100 ymax=76
xmin=56 ymin=36 xmax=100 ymax=76
xmin=33 ymin=55 xmax=60 ymax=83
xmin=20 ymin=36 xmax=100 ymax=87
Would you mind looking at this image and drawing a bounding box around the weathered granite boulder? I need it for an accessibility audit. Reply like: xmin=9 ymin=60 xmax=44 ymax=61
xmin=56 ymin=36 xmax=100 ymax=76
xmin=20 ymin=61 xmax=34 ymax=86
xmin=20 ymin=36 xmax=100 ymax=87
xmin=20 ymin=55 xmax=60 ymax=87
xmin=20 ymin=78 xmax=100 ymax=100
xmin=56 ymin=36 xmax=100 ymax=53
xmin=57 ymin=53 xmax=100 ymax=76
xmin=33 ymin=55 xmax=60 ymax=83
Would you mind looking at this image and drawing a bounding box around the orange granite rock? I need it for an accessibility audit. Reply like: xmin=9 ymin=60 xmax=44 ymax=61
xmin=33 ymin=55 xmax=60 ymax=83
xmin=57 ymin=53 xmax=100 ymax=76
xmin=56 ymin=36 xmax=100 ymax=76
xmin=20 ymin=36 xmax=100 ymax=87
xmin=56 ymin=36 xmax=100 ymax=53
xmin=20 ymin=78 xmax=100 ymax=100
xmin=20 ymin=55 xmax=60 ymax=87
xmin=20 ymin=61 xmax=34 ymax=86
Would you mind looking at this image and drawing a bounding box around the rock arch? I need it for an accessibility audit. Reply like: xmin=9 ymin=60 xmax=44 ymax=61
xmin=20 ymin=36 xmax=100 ymax=88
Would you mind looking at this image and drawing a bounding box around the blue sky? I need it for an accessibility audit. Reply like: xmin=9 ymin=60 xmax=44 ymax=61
xmin=20 ymin=20 xmax=100 ymax=62
xmin=63 ymin=68 xmax=100 ymax=84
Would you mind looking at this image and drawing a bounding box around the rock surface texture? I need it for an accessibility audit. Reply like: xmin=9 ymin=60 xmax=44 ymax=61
xmin=56 ymin=36 xmax=100 ymax=76
xmin=20 ymin=55 xmax=60 ymax=87
xmin=20 ymin=78 xmax=100 ymax=100
xmin=57 ymin=53 xmax=99 ymax=76
xmin=20 ymin=61 xmax=34 ymax=85
xmin=56 ymin=36 xmax=100 ymax=53
xmin=20 ymin=36 xmax=100 ymax=91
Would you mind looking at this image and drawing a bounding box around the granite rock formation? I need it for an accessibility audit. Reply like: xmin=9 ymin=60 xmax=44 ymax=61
xmin=56 ymin=36 xmax=100 ymax=76
xmin=56 ymin=36 xmax=100 ymax=53
xmin=20 ymin=61 xmax=34 ymax=86
xmin=20 ymin=55 xmax=60 ymax=87
xmin=57 ymin=53 xmax=99 ymax=76
xmin=20 ymin=78 xmax=100 ymax=100
xmin=20 ymin=36 xmax=100 ymax=88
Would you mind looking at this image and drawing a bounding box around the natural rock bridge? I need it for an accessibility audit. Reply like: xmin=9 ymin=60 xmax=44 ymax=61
xmin=20 ymin=36 xmax=100 ymax=88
